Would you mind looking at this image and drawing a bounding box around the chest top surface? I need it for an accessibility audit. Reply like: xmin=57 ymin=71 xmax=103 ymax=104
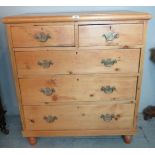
xmin=2 ymin=11 xmax=151 ymax=24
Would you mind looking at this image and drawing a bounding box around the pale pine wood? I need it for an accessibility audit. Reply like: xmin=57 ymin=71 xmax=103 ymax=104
xmin=13 ymin=45 xmax=144 ymax=52
xmin=22 ymin=128 xmax=137 ymax=137
xmin=79 ymin=24 xmax=143 ymax=47
xmin=75 ymin=22 xmax=79 ymax=49
xmin=15 ymin=49 xmax=140 ymax=76
xmin=21 ymin=100 xmax=135 ymax=106
xmin=14 ymin=47 xmax=77 ymax=51
xmin=11 ymin=24 xmax=75 ymax=47
xmin=133 ymin=21 xmax=148 ymax=128
xmin=19 ymin=75 xmax=137 ymax=104
xmin=18 ymin=73 xmax=140 ymax=79
xmin=78 ymin=20 xmax=144 ymax=25
xmin=2 ymin=12 xmax=151 ymax=144
xmin=24 ymin=103 xmax=135 ymax=130
xmin=6 ymin=25 xmax=26 ymax=129
xmin=2 ymin=11 xmax=151 ymax=24
xmin=10 ymin=22 xmax=75 ymax=26
xmin=78 ymin=45 xmax=144 ymax=50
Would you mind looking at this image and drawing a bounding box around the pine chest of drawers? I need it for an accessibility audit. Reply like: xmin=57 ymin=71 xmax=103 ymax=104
xmin=3 ymin=12 xmax=151 ymax=145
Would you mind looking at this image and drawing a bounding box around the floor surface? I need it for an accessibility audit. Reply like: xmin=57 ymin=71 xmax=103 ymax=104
xmin=0 ymin=115 xmax=155 ymax=148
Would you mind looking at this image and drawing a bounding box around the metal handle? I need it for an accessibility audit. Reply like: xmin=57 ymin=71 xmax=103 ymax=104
xmin=43 ymin=115 xmax=58 ymax=123
xmin=102 ymin=31 xmax=119 ymax=41
xmin=40 ymin=87 xmax=55 ymax=96
xmin=101 ymin=58 xmax=117 ymax=67
xmin=38 ymin=60 xmax=53 ymax=68
xmin=101 ymin=86 xmax=116 ymax=94
xmin=34 ymin=32 xmax=51 ymax=42
xmin=100 ymin=114 xmax=115 ymax=122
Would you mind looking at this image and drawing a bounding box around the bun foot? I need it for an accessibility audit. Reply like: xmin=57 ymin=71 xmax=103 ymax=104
xmin=122 ymin=135 xmax=132 ymax=144
xmin=27 ymin=137 xmax=37 ymax=145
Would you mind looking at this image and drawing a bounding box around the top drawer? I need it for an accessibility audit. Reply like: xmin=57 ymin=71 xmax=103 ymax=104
xmin=10 ymin=24 xmax=75 ymax=48
xmin=79 ymin=24 xmax=143 ymax=47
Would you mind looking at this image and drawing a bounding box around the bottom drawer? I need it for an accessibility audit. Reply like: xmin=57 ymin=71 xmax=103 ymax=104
xmin=24 ymin=103 xmax=135 ymax=130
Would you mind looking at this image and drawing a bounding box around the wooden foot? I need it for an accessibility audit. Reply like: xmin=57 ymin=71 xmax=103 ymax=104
xmin=122 ymin=135 xmax=132 ymax=144
xmin=27 ymin=137 xmax=37 ymax=145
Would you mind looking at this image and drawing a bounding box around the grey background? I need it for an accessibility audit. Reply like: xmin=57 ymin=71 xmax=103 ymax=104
xmin=0 ymin=6 xmax=155 ymax=115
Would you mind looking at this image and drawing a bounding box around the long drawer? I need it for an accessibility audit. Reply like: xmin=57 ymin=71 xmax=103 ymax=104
xmin=15 ymin=49 xmax=140 ymax=76
xmin=24 ymin=103 xmax=135 ymax=130
xmin=19 ymin=75 xmax=137 ymax=104
xmin=79 ymin=24 xmax=143 ymax=47
xmin=11 ymin=24 xmax=75 ymax=47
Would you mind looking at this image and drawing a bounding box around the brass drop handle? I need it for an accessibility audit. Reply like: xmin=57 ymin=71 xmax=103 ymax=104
xmin=100 ymin=114 xmax=115 ymax=122
xmin=38 ymin=60 xmax=53 ymax=68
xmin=102 ymin=31 xmax=119 ymax=41
xmin=101 ymin=86 xmax=116 ymax=94
xmin=40 ymin=87 xmax=55 ymax=96
xmin=34 ymin=32 xmax=51 ymax=42
xmin=101 ymin=58 xmax=117 ymax=67
xmin=43 ymin=115 xmax=58 ymax=123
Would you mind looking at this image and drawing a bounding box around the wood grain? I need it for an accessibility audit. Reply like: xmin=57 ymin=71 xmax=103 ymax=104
xmin=24 ymin=103 xmax=135 ymax=130
xmin=79 ymin=24 xmax=143 ymax=47
xmin=133 ymin=21 xmax=148 ymax=128
xmin=6 ymin=25 xmax=26 ymax=129
xmin=2 ymin=11 xmax=151 ymax=24
xmin=19 ymin=75 xmax=137 ymax=104
xmin=2 ymin=12 xmax=150 ymax=141
xmin=11 ymin=24 xmax=75 ymax=47
xmin=15 ymin=49 xmax=140 ymax=76
xmin=22 ymin=128 xmax=137 ymax=137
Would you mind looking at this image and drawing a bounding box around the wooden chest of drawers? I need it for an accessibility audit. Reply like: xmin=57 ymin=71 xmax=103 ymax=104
xmin=3 ymin=11 xmax=151 ymax=145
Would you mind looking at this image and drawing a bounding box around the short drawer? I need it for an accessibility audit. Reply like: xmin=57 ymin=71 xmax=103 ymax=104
xmin=24 ymin=103 xmax=135 ymax=130
xmin=11 ymin=24 xmax=75 ymax=47
xmin=15 ymin=49 xmax=140 ymax=76
xmin=79 ymin=24 xmax=143 ymax=47
xmin=19 ymin=75 xmax=137 ymax=104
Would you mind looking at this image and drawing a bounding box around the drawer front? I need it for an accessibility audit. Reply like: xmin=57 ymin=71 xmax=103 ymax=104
xmin=79 ymin=24 xmax=143 ymax=47
xmin=15 ymin=49 xmax=140 ymax=76
xmin=24 ymin=103 xmax=134 ymax=130
xmin=11 ymin=25 xmax=75 ymax=47
xmin=20 ymin=75 xmax=137 ymax=104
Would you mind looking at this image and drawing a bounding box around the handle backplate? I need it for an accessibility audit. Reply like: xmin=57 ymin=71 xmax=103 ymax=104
xmin=40 ymin=87 xmax=55 ymax=96
xmin=101 ymin=58 xmax=117 ymax=67
xmin=100 ymin=114 xmax=115 ymax=122
xmin=38 ymin=60 xmax=53 ymax=68
xmin=103 ymin=31 xmax=119 ymax=41
xmin=101 ymin=85 xmax=116 ymax=94
xmin=34 ymin=32 xmax=51 ymax=42
xmin=43 ymin=115 xmax=58 ymax=123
